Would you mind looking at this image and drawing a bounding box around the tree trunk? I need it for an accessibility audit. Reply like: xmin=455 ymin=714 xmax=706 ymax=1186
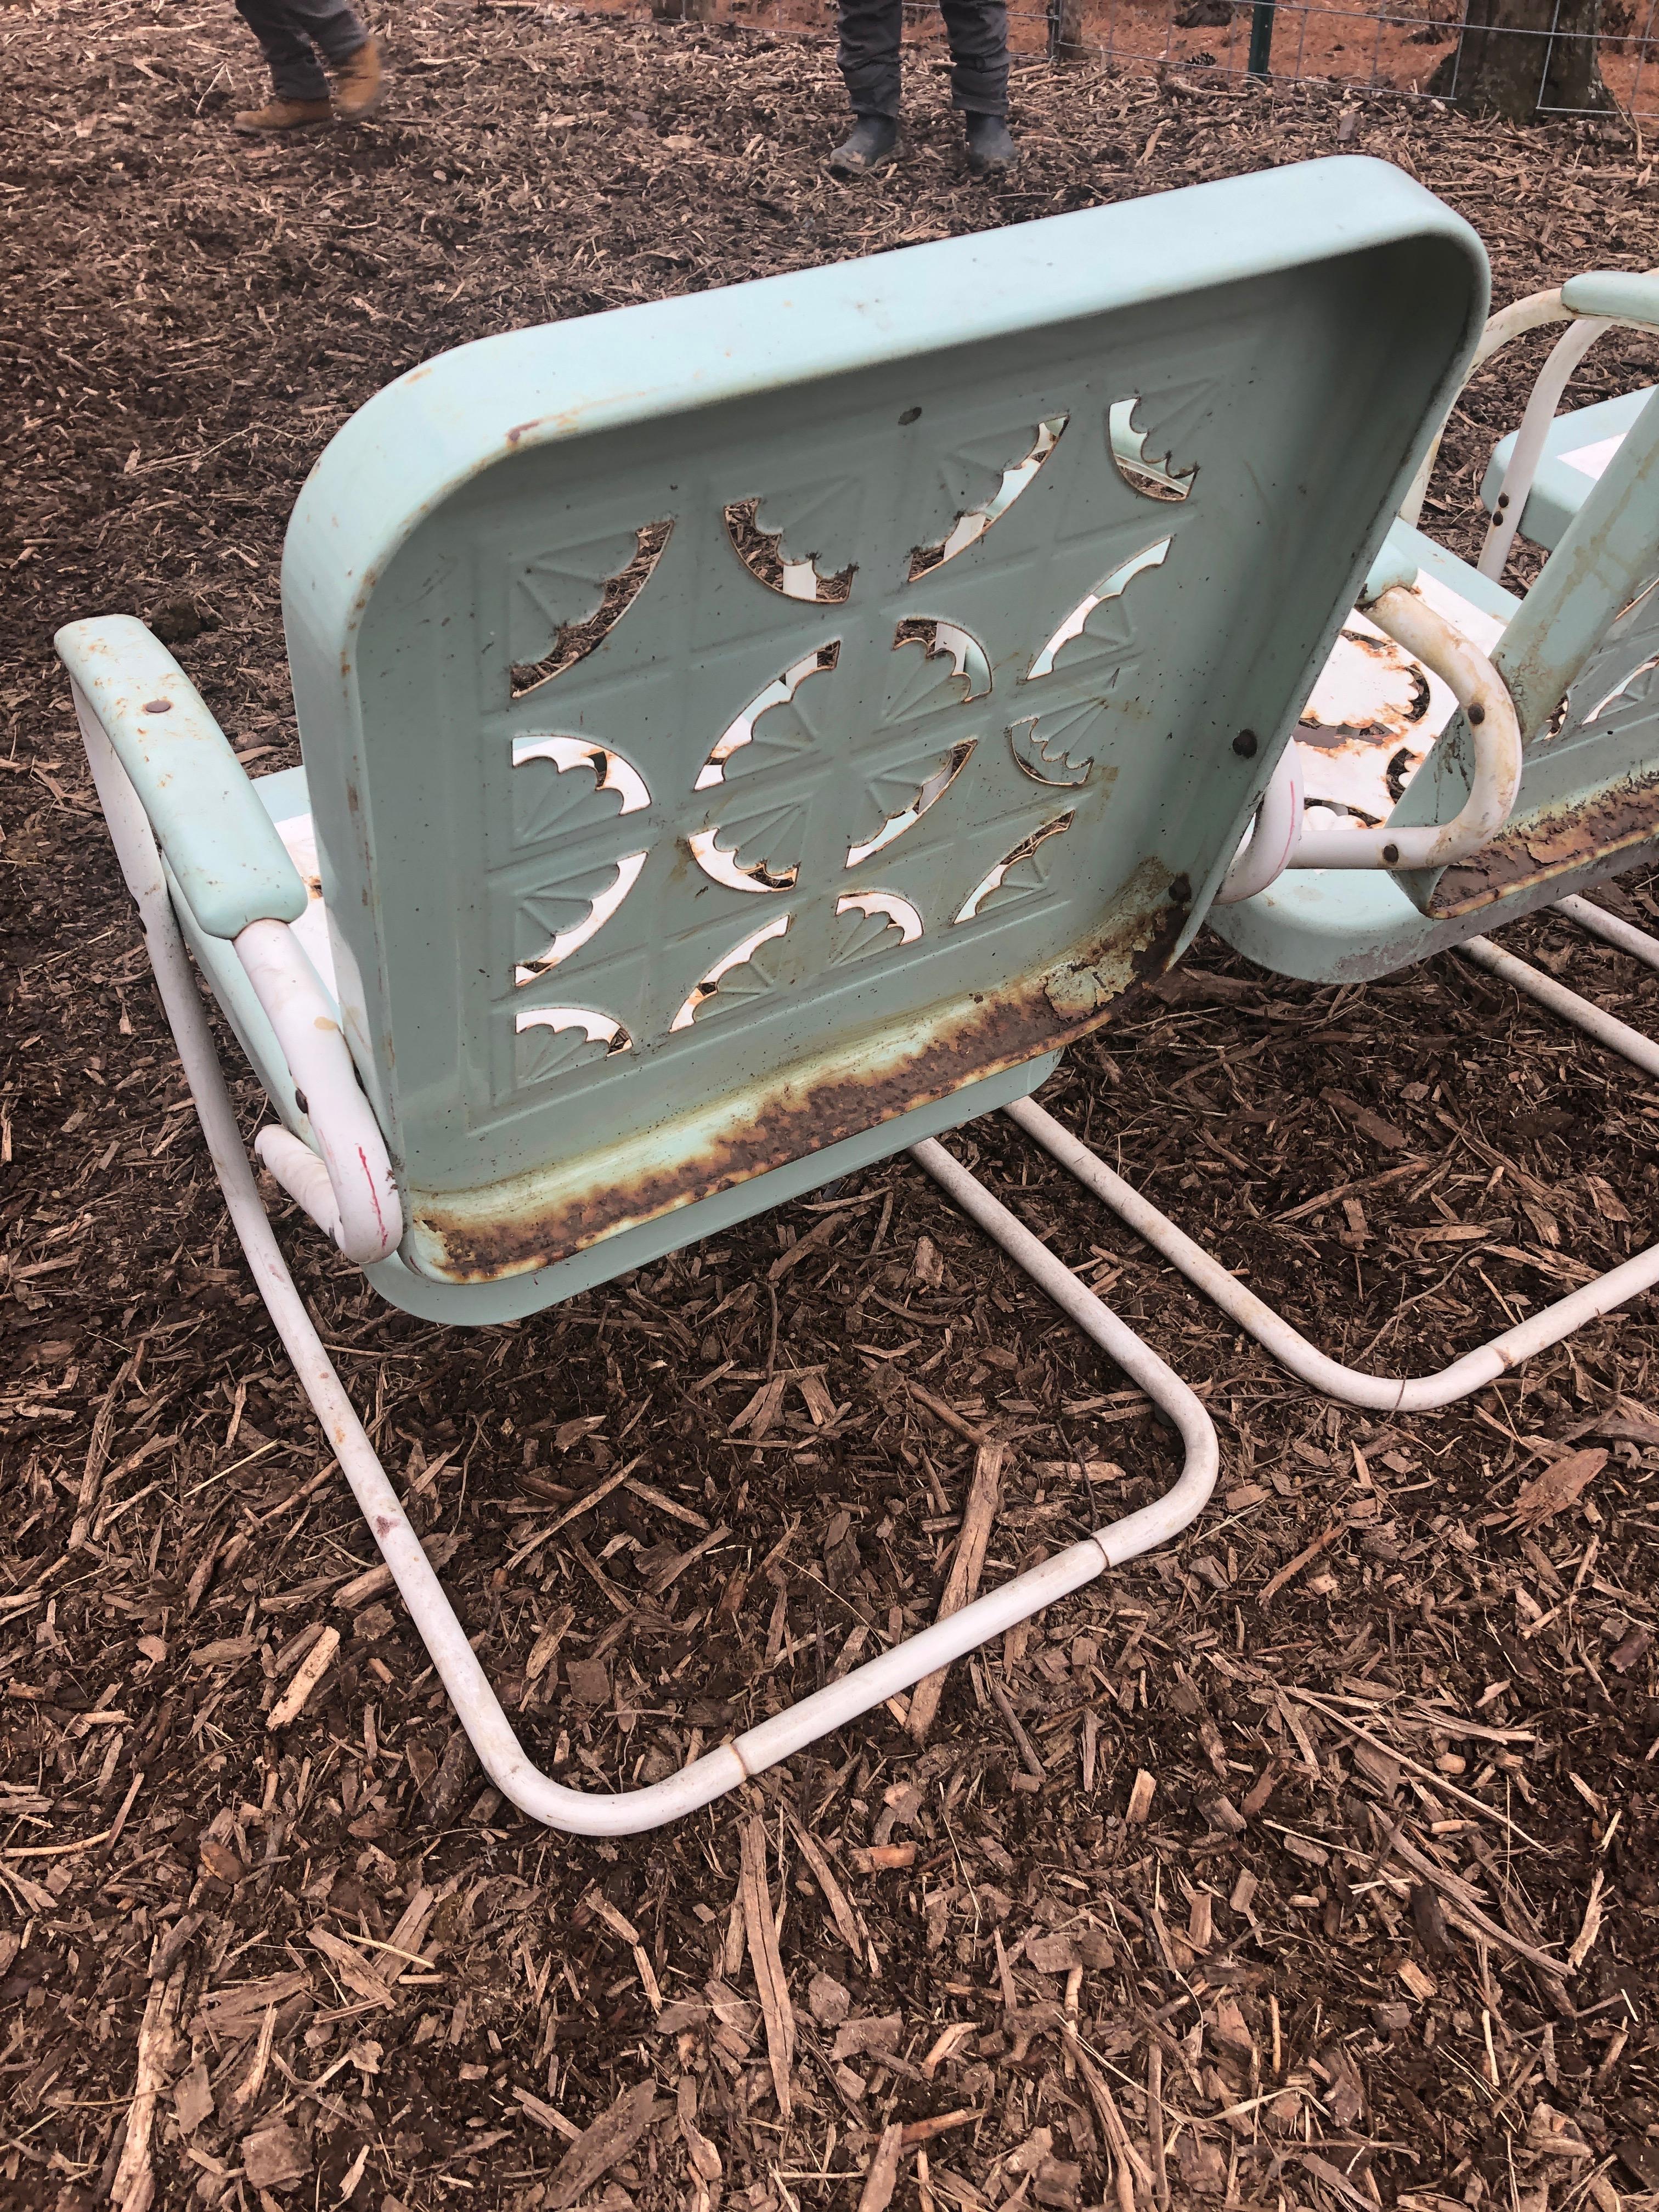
xmin=1428 ymin=0 xmax=1612 ymax=117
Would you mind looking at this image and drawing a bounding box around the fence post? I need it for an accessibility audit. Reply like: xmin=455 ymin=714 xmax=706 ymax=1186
xmin=1048 ymin=0 xmax=1087 ymax=61
xmin=1247 ymin=0 xmax=1276 ymax=71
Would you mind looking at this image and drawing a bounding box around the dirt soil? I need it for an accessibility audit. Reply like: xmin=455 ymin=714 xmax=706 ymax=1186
xmin=7 ymin=5 xmax=1659 ymax=2210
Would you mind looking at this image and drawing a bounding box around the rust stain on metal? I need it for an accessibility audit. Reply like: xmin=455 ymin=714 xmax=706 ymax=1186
xmin=1429 ymin=770 xmax=1659 ymax=918
xmin=419 ymin=871 xmax=1184 ymax=1285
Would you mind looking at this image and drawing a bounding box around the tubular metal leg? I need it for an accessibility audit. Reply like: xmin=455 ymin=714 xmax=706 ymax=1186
xmin=1000 ymin=908 xmax=1659 ymax=1412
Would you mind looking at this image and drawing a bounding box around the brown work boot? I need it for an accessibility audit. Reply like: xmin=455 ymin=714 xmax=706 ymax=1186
xmin=233 ymin=95 xmax=332 ymax=133
xmin=332 ymin=36 xmax=386 ymax=121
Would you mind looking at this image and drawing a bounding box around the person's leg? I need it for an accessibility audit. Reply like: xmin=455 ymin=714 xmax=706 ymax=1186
xmin=280 ymin=0 xmax=372 ymax=70
xmin=234 ymin=0 xmax=330 ymax=102
xmin=939 ymin=0 xmax=1017 ymax=171
xmin=836 ymin=0 xmax=902 ymax=122
xmin=938 ymin=0 xmax=1008 ymax=116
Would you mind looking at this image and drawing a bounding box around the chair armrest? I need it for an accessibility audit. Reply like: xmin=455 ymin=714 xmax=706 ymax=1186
xmin=54 ymin=613 xmax=307 ymax=939
xmin=1560 ymin=271 xmax=1659 ymax=328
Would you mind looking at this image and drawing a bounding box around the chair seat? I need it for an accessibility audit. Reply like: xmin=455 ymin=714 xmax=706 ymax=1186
xmin=1480 ymin=386 xmax=1654 ymax=552
xmin=1291 ymin=520 xmax=1513 ymax=830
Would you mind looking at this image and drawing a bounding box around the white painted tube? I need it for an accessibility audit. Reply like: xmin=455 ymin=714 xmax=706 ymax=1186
xmin=1477 ymin=317 xmax=1611 ymax=581
xmin=75 ymin=691 xmax=1218 ymax=1837
xmin=235 ymin=918 xmax=402 ymax=1266
xmin=1289 ymin=585 xmax=1522 ymax=873
xmin=910 ymin=1136 xmax=1219 ymax=1566
xmin=1398 ymin=287 xmax=1566 ymax=530
xmin=1214 ymin=742 xmax=1304 ymax=906
xmin=1006 ymin=1094 xmax=1659 ymax=1414
xmin=1460 ymin=933 xmax=1659 ymax=1078
xmin=1557 ymin=893 xmax=1659 ymax=975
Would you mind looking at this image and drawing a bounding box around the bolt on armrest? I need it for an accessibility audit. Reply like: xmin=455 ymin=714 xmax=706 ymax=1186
xmin=54 ymin=613 xmax=307 ymax=940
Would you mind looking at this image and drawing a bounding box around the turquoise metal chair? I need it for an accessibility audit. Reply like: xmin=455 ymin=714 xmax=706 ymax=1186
xmin=1012 ymin=274 xmax=1659 ymax=1417
xmin=58 ymin=157 xmax=1485 ymax=1832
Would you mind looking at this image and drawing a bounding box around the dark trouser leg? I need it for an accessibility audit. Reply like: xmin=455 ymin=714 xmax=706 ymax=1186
xmin=234 ymin=0 xmax=369 ymax=99
xmin=939 ymin=0 xmax=1009 ymax=112
xmin=837 ymin=0 xmax=904 ymax=115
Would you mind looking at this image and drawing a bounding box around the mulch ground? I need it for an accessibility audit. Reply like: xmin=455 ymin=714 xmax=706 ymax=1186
xmin=7 ymin=5 xmax=1659 ymax=2210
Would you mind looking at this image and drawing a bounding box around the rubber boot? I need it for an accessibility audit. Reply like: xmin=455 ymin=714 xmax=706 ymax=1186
xmin=233 ymin=96 xmax=334 ymax=133
xmin=829 ymin=113 xmax=898 ymax=176
xmin=333 ymin=35 xmax=386 ymax=121
xmin=964 ymin=111 xmax=1017 ymax=177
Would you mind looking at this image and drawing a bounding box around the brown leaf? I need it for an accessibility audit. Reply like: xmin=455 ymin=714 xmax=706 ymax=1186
xmin=1508 ymin=1448 xmax=1607 ymax=1530
xmin=545 ymin=2080 xmax=671 ymax=2211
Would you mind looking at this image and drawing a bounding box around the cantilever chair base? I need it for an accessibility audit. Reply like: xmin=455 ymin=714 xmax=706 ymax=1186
xmin=88 ymin=712 xmax=1218 ymax=1835
xmin=1007 ymin=896 xmax=1659 ymax=1410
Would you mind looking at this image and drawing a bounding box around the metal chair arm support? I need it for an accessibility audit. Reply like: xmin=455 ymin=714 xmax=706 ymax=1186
xmin=1289 ymin=584 xmax=1522 ymax=872
xmin=236 ymin=920 xmax=404 ymax=1265
xmin=1214 ymin=741 xmax=1305 ymax=906
xmin=1399 ymin=287 xmax=1568 ymax=528
xmin=57 ymin=618 xmax=307 ymax=939
xmin=1559 ymin=271 xmax=1659 ymax=328
xmin=1476 ymin=317 xmax=1612 ymax=580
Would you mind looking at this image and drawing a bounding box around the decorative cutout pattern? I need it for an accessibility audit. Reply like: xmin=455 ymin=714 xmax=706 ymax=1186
xmin=909 ymin=416 xmax=1069 ymax=579
xmin=509 ymin=522 xmax=673 ymax=697
xmin=834 ymin=890 xmax=924 ymax=955
xmin=1026 ymin=538 xmax=1172 ymax=680
xmin=889 ymin=619 xmax=992 ymax=710
xmin=954 ymin=812 xmax=1076 ymax=923
xmin=1584 ymin=652 xmax=1659 ymax=727
xmin=671 ymin=914 xmax=793 ymax=1031
xmin=1108 ymin=399 xmax=1198 ymax=503
xmin=1008 ymin=701 xmax=1102 ymax=788
xmin=724 ymin=498 xmax=857 ymax=603
xmin=512 ymin=736 xmax=651 ymax=845
xmin=847 ymin=741 xmax=977 ymax=868
xmin=695 ymin=648 xmax=837 ymax=794
xmin=514 ymin=851 xmax=649 ymax=984
xmin=484 ymin=382 xmax=1197 ymax=1095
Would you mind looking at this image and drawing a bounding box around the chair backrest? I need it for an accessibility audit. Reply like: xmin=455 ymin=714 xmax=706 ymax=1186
xmin=281 ymin=156 xmax=1483 ymax=1290
xmin=1394 ymin=386 xmax=1659 ymax=918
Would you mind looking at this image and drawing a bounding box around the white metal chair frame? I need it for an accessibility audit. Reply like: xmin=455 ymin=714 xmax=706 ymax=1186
xmin=78 ymin=683 xmax=1219 ymax=1837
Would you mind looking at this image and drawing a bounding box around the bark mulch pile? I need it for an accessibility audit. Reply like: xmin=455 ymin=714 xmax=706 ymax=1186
xmin=6 ymin=4 xmax=1659 ymax=2209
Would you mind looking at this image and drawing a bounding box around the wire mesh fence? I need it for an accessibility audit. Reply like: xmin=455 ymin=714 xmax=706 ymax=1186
xmin=616 ymin=0 xmax=1659 ymax=123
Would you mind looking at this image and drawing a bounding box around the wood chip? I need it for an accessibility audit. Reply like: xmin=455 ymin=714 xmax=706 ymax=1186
xmin=1508 ymin=1447 xmax=1608 ymax=1530
xmin=857 ymin=2121 xmax=907 ymax=2212
xmin=309 ymin=1927 xmax=397 ymax=2008
xmin=266 ymin=1624 xmax=339 ymax=1729
xmin=908 ymin=1441 xmax=1005 ymax=1744
xmin=545 ymin=2079 xmax=672 ymax=2211
xmin=739 ymin=1814 xmax=795 ymax=2118
xmin=111 ymin=1963 xmax=183 ymax=2211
